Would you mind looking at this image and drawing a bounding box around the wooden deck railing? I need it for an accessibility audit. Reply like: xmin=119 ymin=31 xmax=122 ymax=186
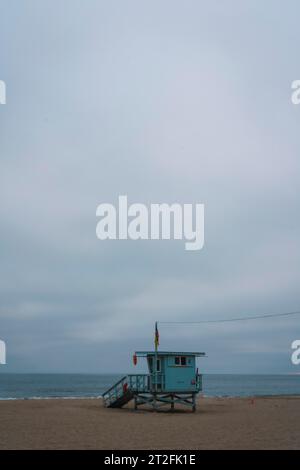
xmin=102 ymin=373 xmax=203 ymax=407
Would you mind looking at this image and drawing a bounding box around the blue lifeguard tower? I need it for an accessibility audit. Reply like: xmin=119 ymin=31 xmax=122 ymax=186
xmin=102 ymin=350 xmax=205 ymax=411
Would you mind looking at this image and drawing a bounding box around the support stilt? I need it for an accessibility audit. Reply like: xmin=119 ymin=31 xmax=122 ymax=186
xmin=153 ymin=393 xmax=157 ymax=411
xmin=171 ymin=394 xmax=174 ymax=411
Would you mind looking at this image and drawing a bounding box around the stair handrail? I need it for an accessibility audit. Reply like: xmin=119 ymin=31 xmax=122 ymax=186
xmin=102 ymin=375 xmax=128 ymax=397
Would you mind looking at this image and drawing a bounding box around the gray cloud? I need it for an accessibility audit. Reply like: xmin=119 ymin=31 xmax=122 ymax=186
xmin=0 ymin=0 xmax=300 ymax=374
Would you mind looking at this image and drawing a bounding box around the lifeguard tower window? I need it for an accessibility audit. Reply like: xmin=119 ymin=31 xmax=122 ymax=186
xmin=175 ymin=356 xmax=187 ymax=366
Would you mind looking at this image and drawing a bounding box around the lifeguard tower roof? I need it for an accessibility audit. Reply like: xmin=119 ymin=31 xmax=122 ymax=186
xmin=135 ymin=351 xmax=205 ymax=357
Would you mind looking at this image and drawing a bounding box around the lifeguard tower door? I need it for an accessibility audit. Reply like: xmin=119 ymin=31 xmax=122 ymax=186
xmin=147 ymin=356 xmax=163 ymax=391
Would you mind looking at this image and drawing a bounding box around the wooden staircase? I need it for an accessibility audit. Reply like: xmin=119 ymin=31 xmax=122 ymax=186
xmin=108 ymin=389 xmax=134 ymax=408
xmin=102 ymin=374 xmax=151 ymax=408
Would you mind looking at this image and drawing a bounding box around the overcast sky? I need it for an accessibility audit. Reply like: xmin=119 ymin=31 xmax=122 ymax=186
xmin=0 ymin=0 xmax=300 ymax=374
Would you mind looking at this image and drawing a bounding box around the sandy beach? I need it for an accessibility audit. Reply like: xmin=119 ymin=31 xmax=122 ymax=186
xmin=0 ymin=396 xmax=299 ymax=450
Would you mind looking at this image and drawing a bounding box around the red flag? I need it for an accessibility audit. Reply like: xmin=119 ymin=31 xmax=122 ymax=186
xmin=133 ymin=353 xmax=137 ymax=366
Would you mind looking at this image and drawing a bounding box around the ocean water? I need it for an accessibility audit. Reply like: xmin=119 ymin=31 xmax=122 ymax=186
xmin=0 ymin=374 xmax=300 ymax=400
